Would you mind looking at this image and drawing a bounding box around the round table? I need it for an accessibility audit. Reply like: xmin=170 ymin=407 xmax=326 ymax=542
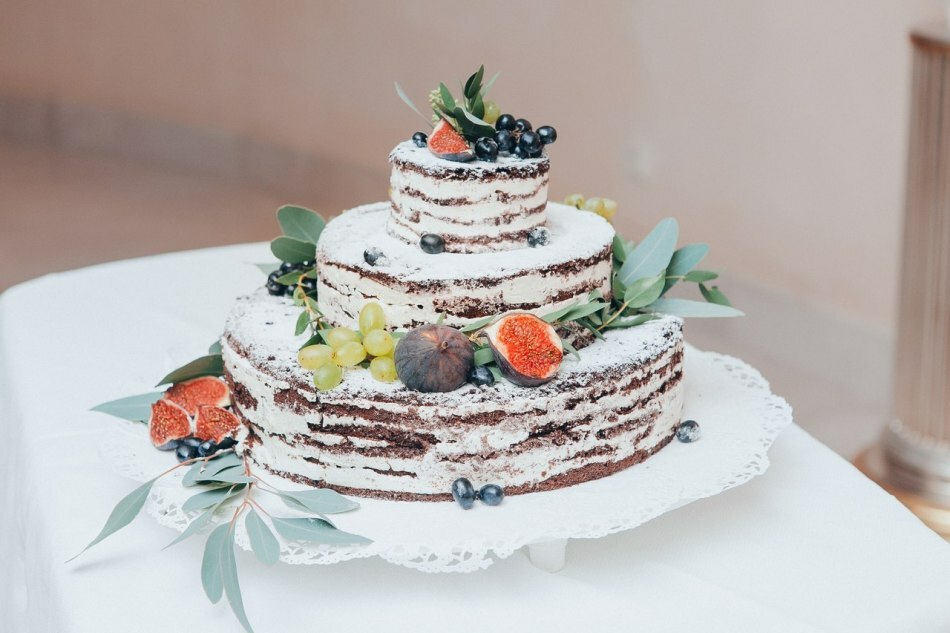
xmin=2 ymin=244 xmax=949 ymax=633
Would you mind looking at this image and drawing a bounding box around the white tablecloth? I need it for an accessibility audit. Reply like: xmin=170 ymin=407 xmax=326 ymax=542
xmin=2 ymin=244 xmax=949 ymax=633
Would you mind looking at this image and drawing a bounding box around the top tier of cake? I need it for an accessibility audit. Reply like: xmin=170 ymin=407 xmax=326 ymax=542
xmin=388 ymin=141 xmax=550 ymax=254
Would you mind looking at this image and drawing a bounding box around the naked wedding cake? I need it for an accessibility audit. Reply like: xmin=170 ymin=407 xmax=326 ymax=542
xmin=206 ymin=68 xmax=735 ymax=502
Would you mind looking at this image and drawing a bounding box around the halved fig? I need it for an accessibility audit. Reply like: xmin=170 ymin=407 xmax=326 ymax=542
xmin=394 ymin=324 xmax=474 ymax=392
xmin=484 ymin=312 xmax=563 ymax=387
xmin=164 ymin=376 xmax=230 ymax=416
xmin=427 ymin=119 xmax=475 ymax=162
xmin=194 ymin=405 xmax=242 ymax=442
xmin=149 ymin=399 xmax=192 ymax=450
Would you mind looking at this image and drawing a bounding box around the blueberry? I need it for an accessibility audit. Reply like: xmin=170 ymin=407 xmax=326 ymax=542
xmin=676 ymin=419 xmax=701 ymax=443
xmin=494 ymin=130 xmax=515 ymax=153
xmin=495 ymin=114 xmax=517 ymax=131
xmin=181 ymin=436 xmax=202 ymax=449
xmin=299 ymin=260 xmax=314 ymax=269
xmin=298 ymin=276 xmax=317 ymax=294
xmin=266 ymin=272 xmax=287 ymax=296
xmin=537 ymin=125 xmax=557 ymax=145
xmin=412 ymin=131 xmax=428 ymax=148
xmin=197 ymin=440 xmax=217 ymax=458
xmin=420 ymin=233 xmax=445 ymax=254
xmin=519 ymin=131 xmax=541 ymax=155
xmin=512 ymin=145 xmax=526 ymax=159
xmin=478 ymin=484 xmax=504 ymax=506
xmin=283 ymin=284 xmax=296 ymax=297
xmin=279 ymin=261 xmax=295 ymax=273
xmin=474 ymin=137 xmax=499 ymax=162
xmin=216 ymin=436 xmax=238 ymax=451
xmin=451 ymin=477 xmax=476 ymax=509
xmin=176 ymin=443 xmax=199 ymax=462
xmin=527 ymin=227 xmax=549 ymax=248
xmin=363 ymin=247 xmax=388 ymax=266
xmin=514 ymin=118 xmax=532 ymax=133
xmin=468 ymin=365 xmax=495 ymax=387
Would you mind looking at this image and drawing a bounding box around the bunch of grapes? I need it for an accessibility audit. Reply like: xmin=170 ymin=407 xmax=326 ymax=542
xmin=297 ymin=302 xmax=398 ymax=391
xmin=563 ymin=194 xmax=617 ymax=222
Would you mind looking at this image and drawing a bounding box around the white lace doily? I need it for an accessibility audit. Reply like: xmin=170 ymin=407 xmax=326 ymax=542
xmin=100 ymin=346 xmax=792 ymax=573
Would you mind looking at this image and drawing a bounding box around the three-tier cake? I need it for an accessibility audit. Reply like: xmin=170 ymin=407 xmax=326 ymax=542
xmin=221 ymin=113 xmax=686 ymax=501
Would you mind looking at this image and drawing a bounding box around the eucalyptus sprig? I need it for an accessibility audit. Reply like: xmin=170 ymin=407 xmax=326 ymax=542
xmin=397 ymin=65 xmax=499 ymax=142
xmin=70 ymin=450 xmax=370 ymax=633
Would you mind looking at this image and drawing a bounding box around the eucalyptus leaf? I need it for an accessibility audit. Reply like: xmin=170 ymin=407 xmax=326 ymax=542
xmin=277 ymin=270 xmax=306 ymax=285
xmin=68 ymin=477 xmax=157 ymax=561
xmin=220 ymin=528 xmax=255 ymax=633
xmin=245 ymin=509 xmax=280 ymax=566
xmin=474 ymin=346 xmax=495 ymax=366
xmin=208 ymin=340 xmax=223 ymax=354
xmin=276 ymin=205 xmax=325 ymax=244
xmin=277 ymin=489 xmax=360 ymax=515
xmin=602 ymin=314 xmax=657 ymax=329
xmin=700 ymin=283 xmax=732 ymax=306
xmin=541 ymin=301 xmax=580 ymax=323
xmin=294 ymin=312 xmax=310 ymax=337
xmin=270 ymin=517 xmax=371 ymax=546
xmin=210 ymin=470 xmax=255 ymax=485
xmin=612 ymin=233 xmax=629 ymax=264
xmin=617 ymin=218 xmax=678 ymax=287
xmin=623 ymin=273 xmax=666 ymax=309
xmin=298 ymin=333 xmax=323 ymax=350
xmin=559 ymin=301 xmax=609 ymax=323
xmin=164 ymin=505 xmax=218 ymax=549
xmin=439 ymin=83 xmax=456 ymax=111
xmin=90 ymin=391 xmax=163 ymax=423
xmin=471 ymin=92 xmax=485 ymax=120
xmin=270 ymin=236 xmax=316 ymax=264
xmin=459 ymin=315 xmax=496 ymax=333
xmin=464 ymin=65 xmax=484 ymax=100
xmin=664 ymin=243 xmax=709 ymax=292
xmin=395 ymin=81 xmax=431 ymax=126
xmin=562 ymin=339 xmax=580 ymax=360
xmin=488 ymin=365 xmax=503 ymax=381
xmin=482 ymin=71 xmax=500 ymax=96
xmin=684 ymin=270 xmax=719 ymax=283
xmin=183 ymin=451 xmax=244 ymax=486
xmin=645 ymin=297 xmax=743 ymax=318
xmin=254 ymin=262 xmax=279 ymax=276
xmin=452 ymin=107 xmax=495 ymax=140
xmin=156 ymin=354 xmax=224 ymax=386
xmin=201 ymin=523 xmax=229 ymax=604
xmin=182 ymin=485 xmax=245 ymax=513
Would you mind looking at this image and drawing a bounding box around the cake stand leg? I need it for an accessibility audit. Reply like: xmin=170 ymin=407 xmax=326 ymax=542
xmin=527 ymin=539 xmax=568 ymax=572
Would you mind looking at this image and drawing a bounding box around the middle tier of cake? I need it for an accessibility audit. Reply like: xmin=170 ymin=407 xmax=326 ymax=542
xmin=317 ymin=201 xmax=614 ymax=330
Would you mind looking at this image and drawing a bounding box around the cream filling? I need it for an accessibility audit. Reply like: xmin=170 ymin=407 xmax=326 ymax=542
xmin=316 ymin=258 xmax=613 ymax=329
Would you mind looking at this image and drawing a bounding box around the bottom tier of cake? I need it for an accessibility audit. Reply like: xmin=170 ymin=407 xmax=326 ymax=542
xmin=222 ymin=291 xmax=685 ymax=501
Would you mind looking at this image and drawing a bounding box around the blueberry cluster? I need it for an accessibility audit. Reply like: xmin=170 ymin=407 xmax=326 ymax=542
xmin=172 ymin=436 xmax=238 ymax=462
xmin=451 ymin=477 xmax=504 ymax=509
xmin=676 ymin=419 xmax=701 ymax=443
xmin=474 ymin=115 xmax=557 ymax=162
xmin=266 ymin=261 xmax=315 ymax=297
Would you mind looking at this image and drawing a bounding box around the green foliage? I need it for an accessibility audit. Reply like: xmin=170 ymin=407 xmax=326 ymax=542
xmin=90 ymin=392 xmax=164 ymax=423
xmin=397 ymin=65 xmax=497 ymax=143
xmin=156 ymin=354 xmax=224 ymax=386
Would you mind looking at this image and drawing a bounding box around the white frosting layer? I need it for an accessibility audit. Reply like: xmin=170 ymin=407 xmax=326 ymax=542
xmin=222 ymin=291 xmax=685 ymax=498
xmin=317 ymin=202 xmax=614 ymax=330
xmin=388 ymin=141 xmax=549 ymax=253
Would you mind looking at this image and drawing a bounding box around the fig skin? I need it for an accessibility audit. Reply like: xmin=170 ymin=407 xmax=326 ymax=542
xmin=394 ymin=324 xmax=475 ymax=392
xmin=484 ymin=312 xmax=563 ymax=387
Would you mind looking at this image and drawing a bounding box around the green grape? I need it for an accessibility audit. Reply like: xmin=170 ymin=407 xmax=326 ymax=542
xmin=313 ymin=363 xmax=343 ymax=391
xmin=326 ymin=327 xmax=360 ymax=350
xmin=363 ymin=329 xmax=394 ymax=357
xmin=483 ymin=100 xmax=501 ymax=126
xmin=583 ymin=197 xmax=606 ymax=215
xmin=600 ymin=198 xmax=618 ymax=221
xmin=333 ymin=341 xmax=367 ymax=367
xmin=298 ymin=344 xmax=333 ymax=370
xmin=563 ymin=193 xmax=585 ymax=209
xmin=358 ymin=302 xmax=387 ymax=335
xmin=370 ymin=356 xmax=398 ymax=383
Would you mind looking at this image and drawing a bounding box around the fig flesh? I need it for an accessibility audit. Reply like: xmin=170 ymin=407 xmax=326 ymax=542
xmin=394 ymin=324 xmax=474 ymax=392
xmin=164 ymin=376 xmax=231 ymax=416
xmin=194 ymin=405 xmax=242 ymax=443
xmin=484 ymin=312 xmax=563 ymax=387
xmin=149 ymin=399 xmax=192 ymax=450
xmin=427 ymin=119 xmax=475 ymax=162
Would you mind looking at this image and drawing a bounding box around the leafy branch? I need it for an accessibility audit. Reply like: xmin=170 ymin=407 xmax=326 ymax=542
xmin=397 ymin=65 xmax=497 ymax=142
xmin=70 ymin=450 xmax=370 ymax=633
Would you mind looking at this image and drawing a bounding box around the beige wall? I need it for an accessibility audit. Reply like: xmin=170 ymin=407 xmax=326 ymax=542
xmin=0 ymin=0 xmax=940 ymax=332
